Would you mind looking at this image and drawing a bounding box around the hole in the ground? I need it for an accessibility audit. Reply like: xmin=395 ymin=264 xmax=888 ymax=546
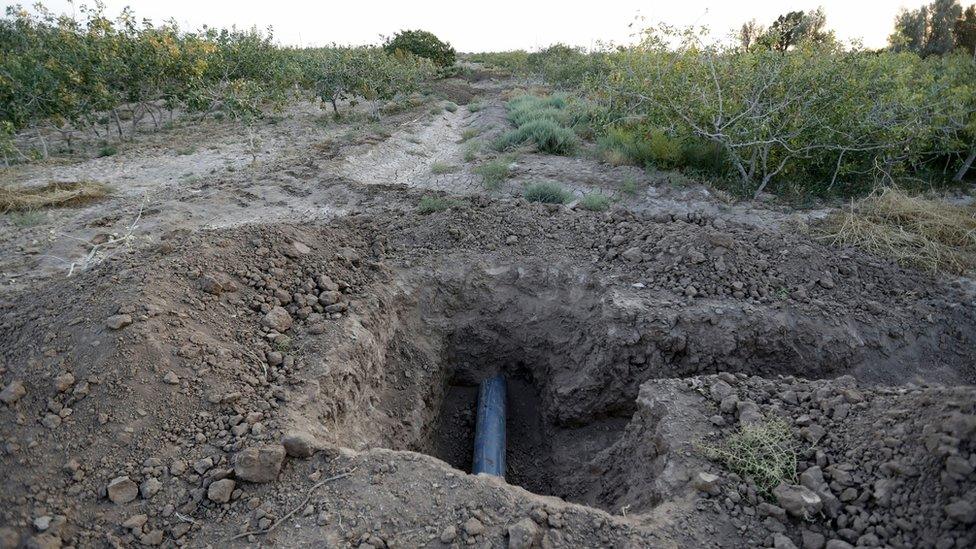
xmin=422 ymin=364 xmax=630 ymax=504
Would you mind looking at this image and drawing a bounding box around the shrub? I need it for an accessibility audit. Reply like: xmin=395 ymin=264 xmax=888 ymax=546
xmin=701 ymin=417 xmax=799 ymax=496
xmin=474 ymin=158 xmax=511 ymax=189
xmin=496 ymin=120 xmax=578 ymax=155
xmin=430 ymin=162 xmax=458 ymax=174
xmin=467 ymin=101 xmax=485 ymax=112
xmin=383 ymin=30 xmax=456 ymax=68
xmin=524 ymin=182 xmax=572 ymax=204
xmin=417 ymin=195 xmax=453 ymax=214
xmin=580 ymin=193 xmax=611 ymax=211
xmin=460 ymin=128 xmax=480 ymax=142
xmin=444 ymin=102 xmax=458 ymax=113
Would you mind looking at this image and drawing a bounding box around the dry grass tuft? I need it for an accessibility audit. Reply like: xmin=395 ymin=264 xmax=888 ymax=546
xmin=701 ymin=417 xmax=799 ymax=495
xmin=1 ymin=181 xmax=109 ymax=212
xmin=817 ymin=187 xmax=976 ymax=274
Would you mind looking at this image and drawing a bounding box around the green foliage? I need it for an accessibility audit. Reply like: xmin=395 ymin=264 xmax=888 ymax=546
xmin=701 ymin=417 xmax=800 ymax=496
xmin=96 ymin=144 xmax=117 ymax=157
xmin=0 ymin=4 xmax=436 ymax=159
xmin=383 ymin=30 xmax=456 ymax=68
xmin=580 ymin=193 xmax=611 ymax=211
xmin=6 ymin=209 xmax=46 ymax=226
xmin=430 ymin=161 xmax=458 ymax=174
xmin=473 ymin=158 xmax=511 ymax=189
xmin=417 ymin=195 xmax=453 ymax=214
xmin=524 ymin=182 xmax=572 ymax=204
xmin=460 ymin=128 xmax=480 ymax=141
xmin=889 ymin=0 xmax=964 ymax=56
xmin=496 ymin=94 xmax=579 ymax=155
xmin=620 ymin=176 xmax=641 ymax=196
xmin=444 ymin=101 xmax=458 ymax=113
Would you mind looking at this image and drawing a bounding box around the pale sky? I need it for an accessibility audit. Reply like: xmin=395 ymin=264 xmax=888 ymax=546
xmin=6 ymin=1 xmax=932 ymax=51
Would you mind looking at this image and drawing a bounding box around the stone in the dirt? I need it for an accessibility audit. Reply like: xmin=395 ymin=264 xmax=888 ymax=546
xmin=773 ymin=533 xmax=798 ymax=549
xmin=773 ymin=483 xmax=822 ymax=518
xmin=736 ymin=400 xmax=762 ymax=425
xmin=709 ymin=380 xmax=733 ymax=402
xmin=121 ymin=514 xmax=148 ymax=530
xmin=261 ymin=307 xmax=293 ymax=332
xmin=234 ymin=445 xmax=286 ymax=483
xmin=105 ymin=314 xmax=133 ymax=330
xmin=140 ymin=530 xmax=164 ymax=546
xmin=54 ymin=373 xmax=75 ymax=393
xmin=621 ymin=246 xmax=642 ymax=262
xmin=507 ymin=518 xmax=540 ymax=549
xmin=162 ymin=372 xmax=180 ymax=385
xmin=282 ymin=432 xmax=316 ymax=458
xmin=208 ymin=478 xmax=235 ymax=503
xmin=944 ymin=499 xmax=975 ymax=523
xmin=33 ymin=516 xmax=51 ymax=532
xmin=439 ymin=525 xmax=457 ymax=543
xmin=824 ymin=541 xmax=854 ymax=549
xmin=692 ymin=471 xmax=721 ymax=495
xmin=318 ymin=291 xmax=341 ymax=306
xmin=107 ymin=476 xmax=139 ymax=504
xmin=199 ymin=273 xmax=238 ymax=295
xmin=1 ymin=380 xmax=26 ymax=405
xmin=801 ymin=529 xmax=826 ymax=549
xmin=463 ymin=517 xmax=485 ymax=536
xmin=140 ymin=477 xmax=162 ymax=499
xmin=41 ymin=414 xmax=61 ymax=429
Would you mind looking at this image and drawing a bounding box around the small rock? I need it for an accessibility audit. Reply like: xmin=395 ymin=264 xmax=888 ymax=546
xmin=621 ymin=246 xmax=642 ymax=262
xmin=801 ymin=529 xmax=826 ymax=549
xmin=33 ymin=516 xmax=51 ymax=532
xmin=193 ymin=457 xmax=212 ymax=475
xmin=207 ymin=479 xmax=235 ymax=503
xmin=54 ymin=373 xmax=75 ymax=393
xmin=234 ymin=445 xmax=286 ymax=483
xmin=944 ymin=500 xmax=975 ymax=524
xmin=107 ymin=476 xmax=139 ymax=504
xmin=0 ymin=380 xmax=26 ymax=405
xmin=505 ymin=235 xmax=518 ymax=245
xmin=773 ymin=533 xmax=798 ymax=549
xmin=261 ymin=307 xmax=293 ymax=333
xmin=140 ymin=529 xmax=164 ymax=546
xmin=122 ymin=514 xmax=148 ymax=530
xmin=282 ymin=432 xmax=316 ymax=458
xmin=439 ymin=525 xmax=457 ymax=543
xmin=824 ymin=541 xmax=854 ymax=549
xmin=41 ymin=414 xmax=61 ymax=429
xmin=507 ymin=518 xmax=540 ymax=549
xmin=773 ymin=483 xmax=822 ymax=519
xmin=692 ymin=471 xmax=721 ymax=495
xmin=463 ymin=517 xmax=485 ymax=536
xmin=140 ymin=477 xmax=162 ymax=499
xmin=709 ymin=380 xmax=733 ymax=402
xmin=162 ymin=372 xmax=180 ymax=385
xmin=105 ymin=314 xmax=133 ymax=330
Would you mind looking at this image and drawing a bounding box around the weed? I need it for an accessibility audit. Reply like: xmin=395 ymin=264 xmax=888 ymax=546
xmin=6 ymin=210 xmax=46 ymax=226
xmin=620 ymin=176 xmax=641 ymax=196
xmin=474 ymin=158 xmax=511 ymax=189
xmin=430 ymin=162 xmax=458 ymax=175
xmin=417 ymin=195 xmax=454 ymax=214
xmin=429 ymin=106 xmax=443 ymax=115
xmin=97 ymin=144 xmax=117 ymax=158
xmin=467 ymin=101 xmax=484 ymax=112
xmin=175 ymin=146 xmax=196 ymax=156
xmin=460 ymin=128 xmax=480 ymax=142
xmin=496 ymin=120 xmax=578 ymax=155
xmin=580 ymin=193 xmax=611 ymax=211
xmin=524 ymin=182 xmax=572 ymax=204
xmin=444 ymin=102 xmax=458 ymax=113
xmin=701 ymin=417 xmax=800 ymax=496
xmin=463 ymin=140 xmax=482 ymax=162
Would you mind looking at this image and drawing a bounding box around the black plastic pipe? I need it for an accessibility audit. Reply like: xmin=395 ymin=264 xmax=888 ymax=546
xmin=472 ymin=374 xmax=506 ymax=477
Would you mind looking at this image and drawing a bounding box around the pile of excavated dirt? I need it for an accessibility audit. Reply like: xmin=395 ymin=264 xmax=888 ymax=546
xmin=1 ymin=195 xmax=974 ymax=548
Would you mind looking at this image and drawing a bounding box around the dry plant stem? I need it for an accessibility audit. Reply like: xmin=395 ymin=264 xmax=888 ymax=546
xmin=226 ymin=469 xmax=357 ymax=541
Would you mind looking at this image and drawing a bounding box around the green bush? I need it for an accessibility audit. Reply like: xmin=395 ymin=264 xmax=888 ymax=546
xmin=383 ymin=30 xmax=456 ymax=68
xmin=430 ymin=162 xmax=458 ymax=174
xmin=524 ymin=182 xmax=572 ymax=204
xmin=497 ymin=119 xmax=579 ymax=155
xmin=701 ymin=417 xmax=800 ymax=496
xmin=580 ymin=193 xmax=611 ymax=211
xmin=417 ymin=195 xmax=453 ymax=214
xmin=474 ymin=158 xmax=511 ymax=189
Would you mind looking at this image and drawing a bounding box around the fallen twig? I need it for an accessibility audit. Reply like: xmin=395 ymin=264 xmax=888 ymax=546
xmin=226 ymin=468 xmax=357 ymax=542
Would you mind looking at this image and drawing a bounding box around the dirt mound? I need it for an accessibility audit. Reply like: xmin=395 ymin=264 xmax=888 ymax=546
xmin=0 ymin=198 xmax=974 ymax=547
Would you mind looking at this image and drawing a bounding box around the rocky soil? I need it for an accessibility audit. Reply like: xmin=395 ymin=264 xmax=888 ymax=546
xmin=0 ymin=71 xmax=974 ymax=548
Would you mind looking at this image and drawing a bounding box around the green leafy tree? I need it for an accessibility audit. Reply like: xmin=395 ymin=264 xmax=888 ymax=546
xmin=756 ymin=9 xmax=830 ymax=51
xmin=890 ymin=0 xmax=963 ymax=56
xmin=955 ymin=5 xmax=976 ymax=56
xmin=383 ymin=29 xmax=455 ymax=68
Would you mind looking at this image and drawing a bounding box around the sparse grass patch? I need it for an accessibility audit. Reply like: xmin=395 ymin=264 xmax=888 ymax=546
xmin=497 ymin=94 xmax=579 ymax=156
xmin=460 ymin=128 xmax=480 ymax=142
xmin=6 ymin=209 xmax=46 ymax=227
xmin=463 ymin=140 xmax=483 ymax=162
xmin=580 ymin=193 xmax=611 ymax=211
xmin=175 ymin=146 xmax=197 ymax=156
xmin=430 ymin=162 xmax=458 ymax=175
xmin=0 ymin=181 xmax=109 ymax=212
xmin=816 ymin=187 xmax=976 ymax=274
xmin=417 ymin=195 xmax=454 ymax=214
xmin=474 ymin=158 xmax=511 ymax=189
xmin=96 ymin=144 xmax=117 ymax=158
xmin=467 ymin=101 xmax=484 ymax=112
xmin=524 ymin=182 xmax=572 ymax=204
xmin=620 ymin=176 xmax=641 ymax=196
xmin=444 ymin=102 xmax=458 ymax=113
xmin=701 ymin=417 xmax=799 ymax=496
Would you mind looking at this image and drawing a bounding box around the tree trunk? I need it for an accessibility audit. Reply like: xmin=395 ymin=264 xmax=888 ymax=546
xmin=954 ymin=147 xmax=976 ymax=182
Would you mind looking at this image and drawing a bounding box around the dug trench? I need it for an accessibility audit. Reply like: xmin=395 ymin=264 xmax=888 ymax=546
xmin=296 ymin=250 xmax=975 ymax=515
xmin=1 ymin=199 xmax=975 ymax=547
